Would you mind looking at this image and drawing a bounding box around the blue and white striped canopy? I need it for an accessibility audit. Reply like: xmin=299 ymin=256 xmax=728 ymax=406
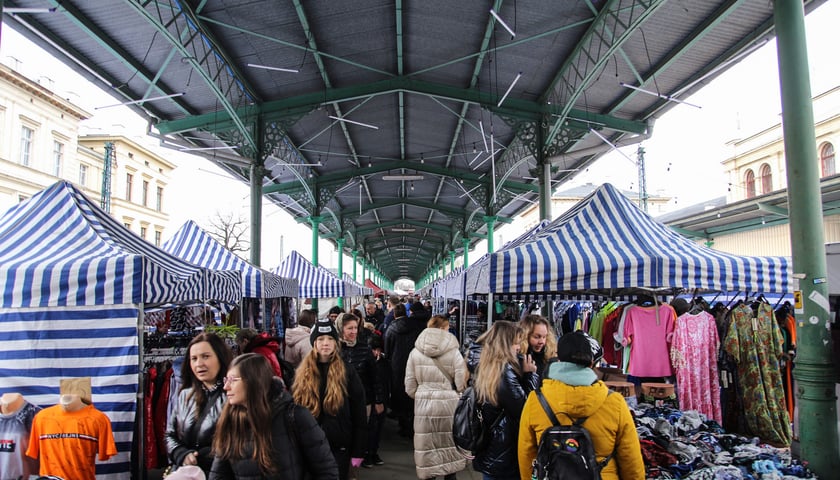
xmin=465 ymin=220 xmax=551 ymax=295
xmin=275 ymin=250 xmax=345 ymax=298
xmin=0 ymin=181 xmax=241 ymax=307
xmin=163 ymin=220 xmax=298 ymax=298
xmin=343 ymin=273 xmax=373 ymax=297
xmin=489 ymin=183 xmax=791 ymax=294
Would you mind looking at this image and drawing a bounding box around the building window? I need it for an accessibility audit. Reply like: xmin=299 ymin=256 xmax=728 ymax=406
xmin=156 ymin=186 xmax=163 ymax=212
xmin=142 ymin=180 xmax=149 ymax=207
xmin=20 ymin=126 xmax=33 ymax=166
xmin=124 ymin=222 xmax=131 ymax=230
xmin=52 ymin=141 xmax=64 ymax=177
xmin=744 ymin=169 xmax=756 ymax=199
xmin=126 ymin=173 xmax=133 ymax=201
xmin=154 ymin=231 xmax=162 ymax=246
xmin=759 ymin=163 xmax=772 ymax=194
xmin=79 ymin=164 xmax=88 ymax=186
xmin=140 ymin=226 xmax=147 ymax=239
xmin=821 ymin=142 xmax=835 ymax=177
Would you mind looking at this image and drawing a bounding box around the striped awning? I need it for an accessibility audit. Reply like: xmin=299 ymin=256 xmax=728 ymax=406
xmin=343 ymin=273 xmax=373 ymax=297
xmin=274 ymin=250 xmax=345 ymax=298
xmin=465 ymin=220 xmax=551 ymax=296
xmin=0 ymin=181 xmax=241 ymax=308
xmin=490 ymin=183 xmax=791 ymax=295
xmin=163 ymin=220 xmax=298 ymax=298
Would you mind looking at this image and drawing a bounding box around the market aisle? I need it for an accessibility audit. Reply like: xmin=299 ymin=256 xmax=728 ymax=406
xmin=147 ymin=415 xmax=482 ymax=480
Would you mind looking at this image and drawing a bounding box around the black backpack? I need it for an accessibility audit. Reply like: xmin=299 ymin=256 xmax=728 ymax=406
xmin=452 ymin=386 xmax=503 ymax=456
xmin=532 ymin=387 xmax=616 ymax=480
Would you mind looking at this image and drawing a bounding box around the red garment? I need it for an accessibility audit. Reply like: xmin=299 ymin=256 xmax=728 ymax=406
xmin=154 ymin=366 xmax=173 ymax=468
xmin=601 ymin=307 xmax=622 ymax=367
xmin=144 ymin=367 xmax=158 ymax=469
xmin=246 ymin=333 xmax=283 ymax=377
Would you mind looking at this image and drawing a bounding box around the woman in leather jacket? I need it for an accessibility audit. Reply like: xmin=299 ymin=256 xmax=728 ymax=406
xmin=518 ymin=315 xmax=557 ymax=380
xmin=472 ymin=321 xmax=538 ymax=480
xmin=209 ymin=353 xmax=338 ymax=480
xmin=165 ymin=332 xmax=233 ymax=475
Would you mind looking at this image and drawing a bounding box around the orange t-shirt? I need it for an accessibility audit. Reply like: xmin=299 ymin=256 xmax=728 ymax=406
xmin=26 ymin=404 xmax=117 ymax=480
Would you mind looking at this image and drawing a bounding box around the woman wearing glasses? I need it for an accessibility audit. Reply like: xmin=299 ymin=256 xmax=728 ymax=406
xmin=293 ymin=318 xmax=367 ymax=480
xmin=209 ymin=353 xmax=338 ymax=479
xmin=165 ymin=332 xmax=233 ymax=476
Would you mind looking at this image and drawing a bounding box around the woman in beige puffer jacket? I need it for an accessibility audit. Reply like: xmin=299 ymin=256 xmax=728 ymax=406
xmin=405 ymin=316 xmax=468 ymax=480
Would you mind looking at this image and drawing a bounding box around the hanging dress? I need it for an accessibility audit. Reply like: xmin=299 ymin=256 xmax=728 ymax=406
xmin=670 ymin=310 xmax=722 ymax=423
xmin=723 ymin=302 xmax=792 ymax=446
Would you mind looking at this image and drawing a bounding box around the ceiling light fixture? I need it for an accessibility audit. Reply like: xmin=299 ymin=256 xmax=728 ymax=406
xmin=328 ymin=115 xmax=379 ymax=130
xmin=382 ymin=175 xmax=424 ymax=181
xmin=179 ymin=145 xmax=239 ymax=152
xmin=619 ymin=82 xmax=701 ymax=109
xmin=96 ymin=92 xmax=185 ymax=109
xmin=247 ymin=63 xmax=299 ymax=73
xmin=497 ymin=72 xmax=522 ymax=107
xmin=479 ymin=121 xmax=489 ymax=152
xmin=489 ymin=9 xmax=515 ymax=38
xmin=5 ymin=7 xmax=58 ymax=13
xmin=392 ymin=228 xmax=416 ymax=233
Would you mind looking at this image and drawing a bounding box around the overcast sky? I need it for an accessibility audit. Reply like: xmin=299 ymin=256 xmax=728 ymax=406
xmin=1 ymin=1 xmax=838 ymax=278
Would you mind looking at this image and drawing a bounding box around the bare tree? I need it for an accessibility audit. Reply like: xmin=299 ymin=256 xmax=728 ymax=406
xmin=206 ymin=211 xmax=250 ymax=254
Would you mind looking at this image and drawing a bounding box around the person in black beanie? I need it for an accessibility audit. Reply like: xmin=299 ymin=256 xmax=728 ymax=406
xmin=292 ymin=318 xmax=367 ymax=480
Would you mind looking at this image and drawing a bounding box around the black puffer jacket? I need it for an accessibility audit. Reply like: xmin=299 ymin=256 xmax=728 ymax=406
xmin=316 ymin=360 xmax=369 ymax=458
xmin=384 ymin=315 xmax=426 ymax=383
xmin=165 ymin=384 xmax=226 ymax=474
xmin=340 ymin=340 xmax=382 ymax=405
xmin=472 ymin=363 xmax=538 ymax=478
xmin=208 ymin=378 xmax=338 ymax=480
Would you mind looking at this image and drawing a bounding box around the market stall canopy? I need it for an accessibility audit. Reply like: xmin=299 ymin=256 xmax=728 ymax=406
xmin=274 ymin=250 xmax=345 ymax=298
xmin=163 ymin=220 xmax=298 ymax=298
xmin=489 ymin=183 xmax=791 ymax=296
xmin=2 ymin=0 xmax=826 ymax=281
xmin=0 ymin=181 xmax=241 ymax=307
xmin=343 ymin=272 xmax=373 ymax=297
xmin=365 ymin=279 xmax=387 ymax=297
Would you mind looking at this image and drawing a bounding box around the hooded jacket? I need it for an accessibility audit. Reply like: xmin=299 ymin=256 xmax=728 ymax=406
xmin=284 ymin=326 xmax=312 ymax=368
xmin=405 ymin=328 xmax=468 ymax=478
xmin=165 ymin=383 xmax=226 ymax=474
xmin=517 ymin=375 xmax=644 ymax=480
xmin=244 ymin=333 xmax=282 ymax=377
xmin=208 ymin=378 xmax=338 ymax=480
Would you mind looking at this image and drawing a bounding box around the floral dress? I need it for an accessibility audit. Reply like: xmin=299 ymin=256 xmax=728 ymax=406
xmin=670 ymin=310 xmax=722 ymax=423
xmin=723 ymin=303 xmax=791 ymax=446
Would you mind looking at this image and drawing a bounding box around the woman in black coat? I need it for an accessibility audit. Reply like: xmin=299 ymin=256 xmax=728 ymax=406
xmin=383 ymin=303 xmax=425 ymax=436
xmin=209 ymin=354 xmax=338 ymax=480
xmin=471 ymin=321 xmax=538 ymax=480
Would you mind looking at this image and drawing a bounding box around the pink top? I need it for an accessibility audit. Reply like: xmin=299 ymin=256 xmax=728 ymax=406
xmin=623 ymin=304 xmax=676 ymax=377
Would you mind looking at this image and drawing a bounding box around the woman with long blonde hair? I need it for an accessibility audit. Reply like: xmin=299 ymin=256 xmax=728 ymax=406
xmin=293 ymin=318 xmax=367 ymax=480
xmin=209 ymin=353 xmax=338 ymax=479
xmin=519 ymin=314 xmax=557 ymax=379
xmin=472 ymin=321 xmax=537 ymax=480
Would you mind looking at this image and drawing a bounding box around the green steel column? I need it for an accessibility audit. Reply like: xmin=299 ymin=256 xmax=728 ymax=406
xmin=352 ymin=250 xmax=358 ymax=282
xmin=336 ymin=239 xmax=345 ymax=309
xmin=776 ymin=0 xmax=839 ymax=474
xmin=308 ymin=216 xmax=322 ymax=312
xmin=463 ymin=238 xmax=470 ymax=268
xmin=539 ymin=161 xmax=552 ymax=221
xmin=249 ymin=163 xmax=264 ymax=266
xmin=484 ymin=216 xmax=497 ymax=253
xmin=450 ymin=251 xmax=456 ymax=272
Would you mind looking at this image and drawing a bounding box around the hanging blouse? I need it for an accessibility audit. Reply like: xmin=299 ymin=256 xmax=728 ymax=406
xmin=670 ymin=310 xmax=722 ymax=422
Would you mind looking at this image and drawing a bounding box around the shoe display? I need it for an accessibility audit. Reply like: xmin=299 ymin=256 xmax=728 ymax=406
xmin=372 ymin=453 xmax=385 ymax=466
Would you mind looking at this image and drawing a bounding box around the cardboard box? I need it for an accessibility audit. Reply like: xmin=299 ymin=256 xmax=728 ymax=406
xmin=604 ymin=381 xmax=635 ymax=398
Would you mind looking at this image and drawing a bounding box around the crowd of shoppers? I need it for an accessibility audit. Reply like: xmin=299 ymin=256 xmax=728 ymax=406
xmin=160 ymin=296 xmax=643 ymax=480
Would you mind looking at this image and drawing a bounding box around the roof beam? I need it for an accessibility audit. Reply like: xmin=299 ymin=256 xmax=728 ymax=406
xmin=155 ymin=76 xmax=647 ymax=135
xmin=339 ymin=198 xmax=496 ymax=222
xmin=542 ymin=0 xmax=666 ymax=146
xmin=122 ymin=0 xmax=257 ymax=149
xmin=355 ymin=220 xmax=453 ymax=235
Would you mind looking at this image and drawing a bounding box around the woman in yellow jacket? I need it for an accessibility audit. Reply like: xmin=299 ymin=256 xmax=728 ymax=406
xmin=518 ymin=331 xmax=644 ymax=480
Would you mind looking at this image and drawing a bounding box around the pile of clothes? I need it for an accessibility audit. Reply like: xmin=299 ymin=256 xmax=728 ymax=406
xmin=632 ymin=404 xmax=815 ymax=479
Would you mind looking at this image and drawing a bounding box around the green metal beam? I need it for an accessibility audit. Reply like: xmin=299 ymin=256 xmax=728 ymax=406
xmin=263 ymin=160 xmax=538 ymax=195
xmin=756 ymin=201 xmax=789 ymax=217
xmin=337 ymin=198 xmax=505 ymax=222
xmin=155 ymin=76 xmax=647 ymax=135
xmin=669 ymin=225 xmax=710 ymax=240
